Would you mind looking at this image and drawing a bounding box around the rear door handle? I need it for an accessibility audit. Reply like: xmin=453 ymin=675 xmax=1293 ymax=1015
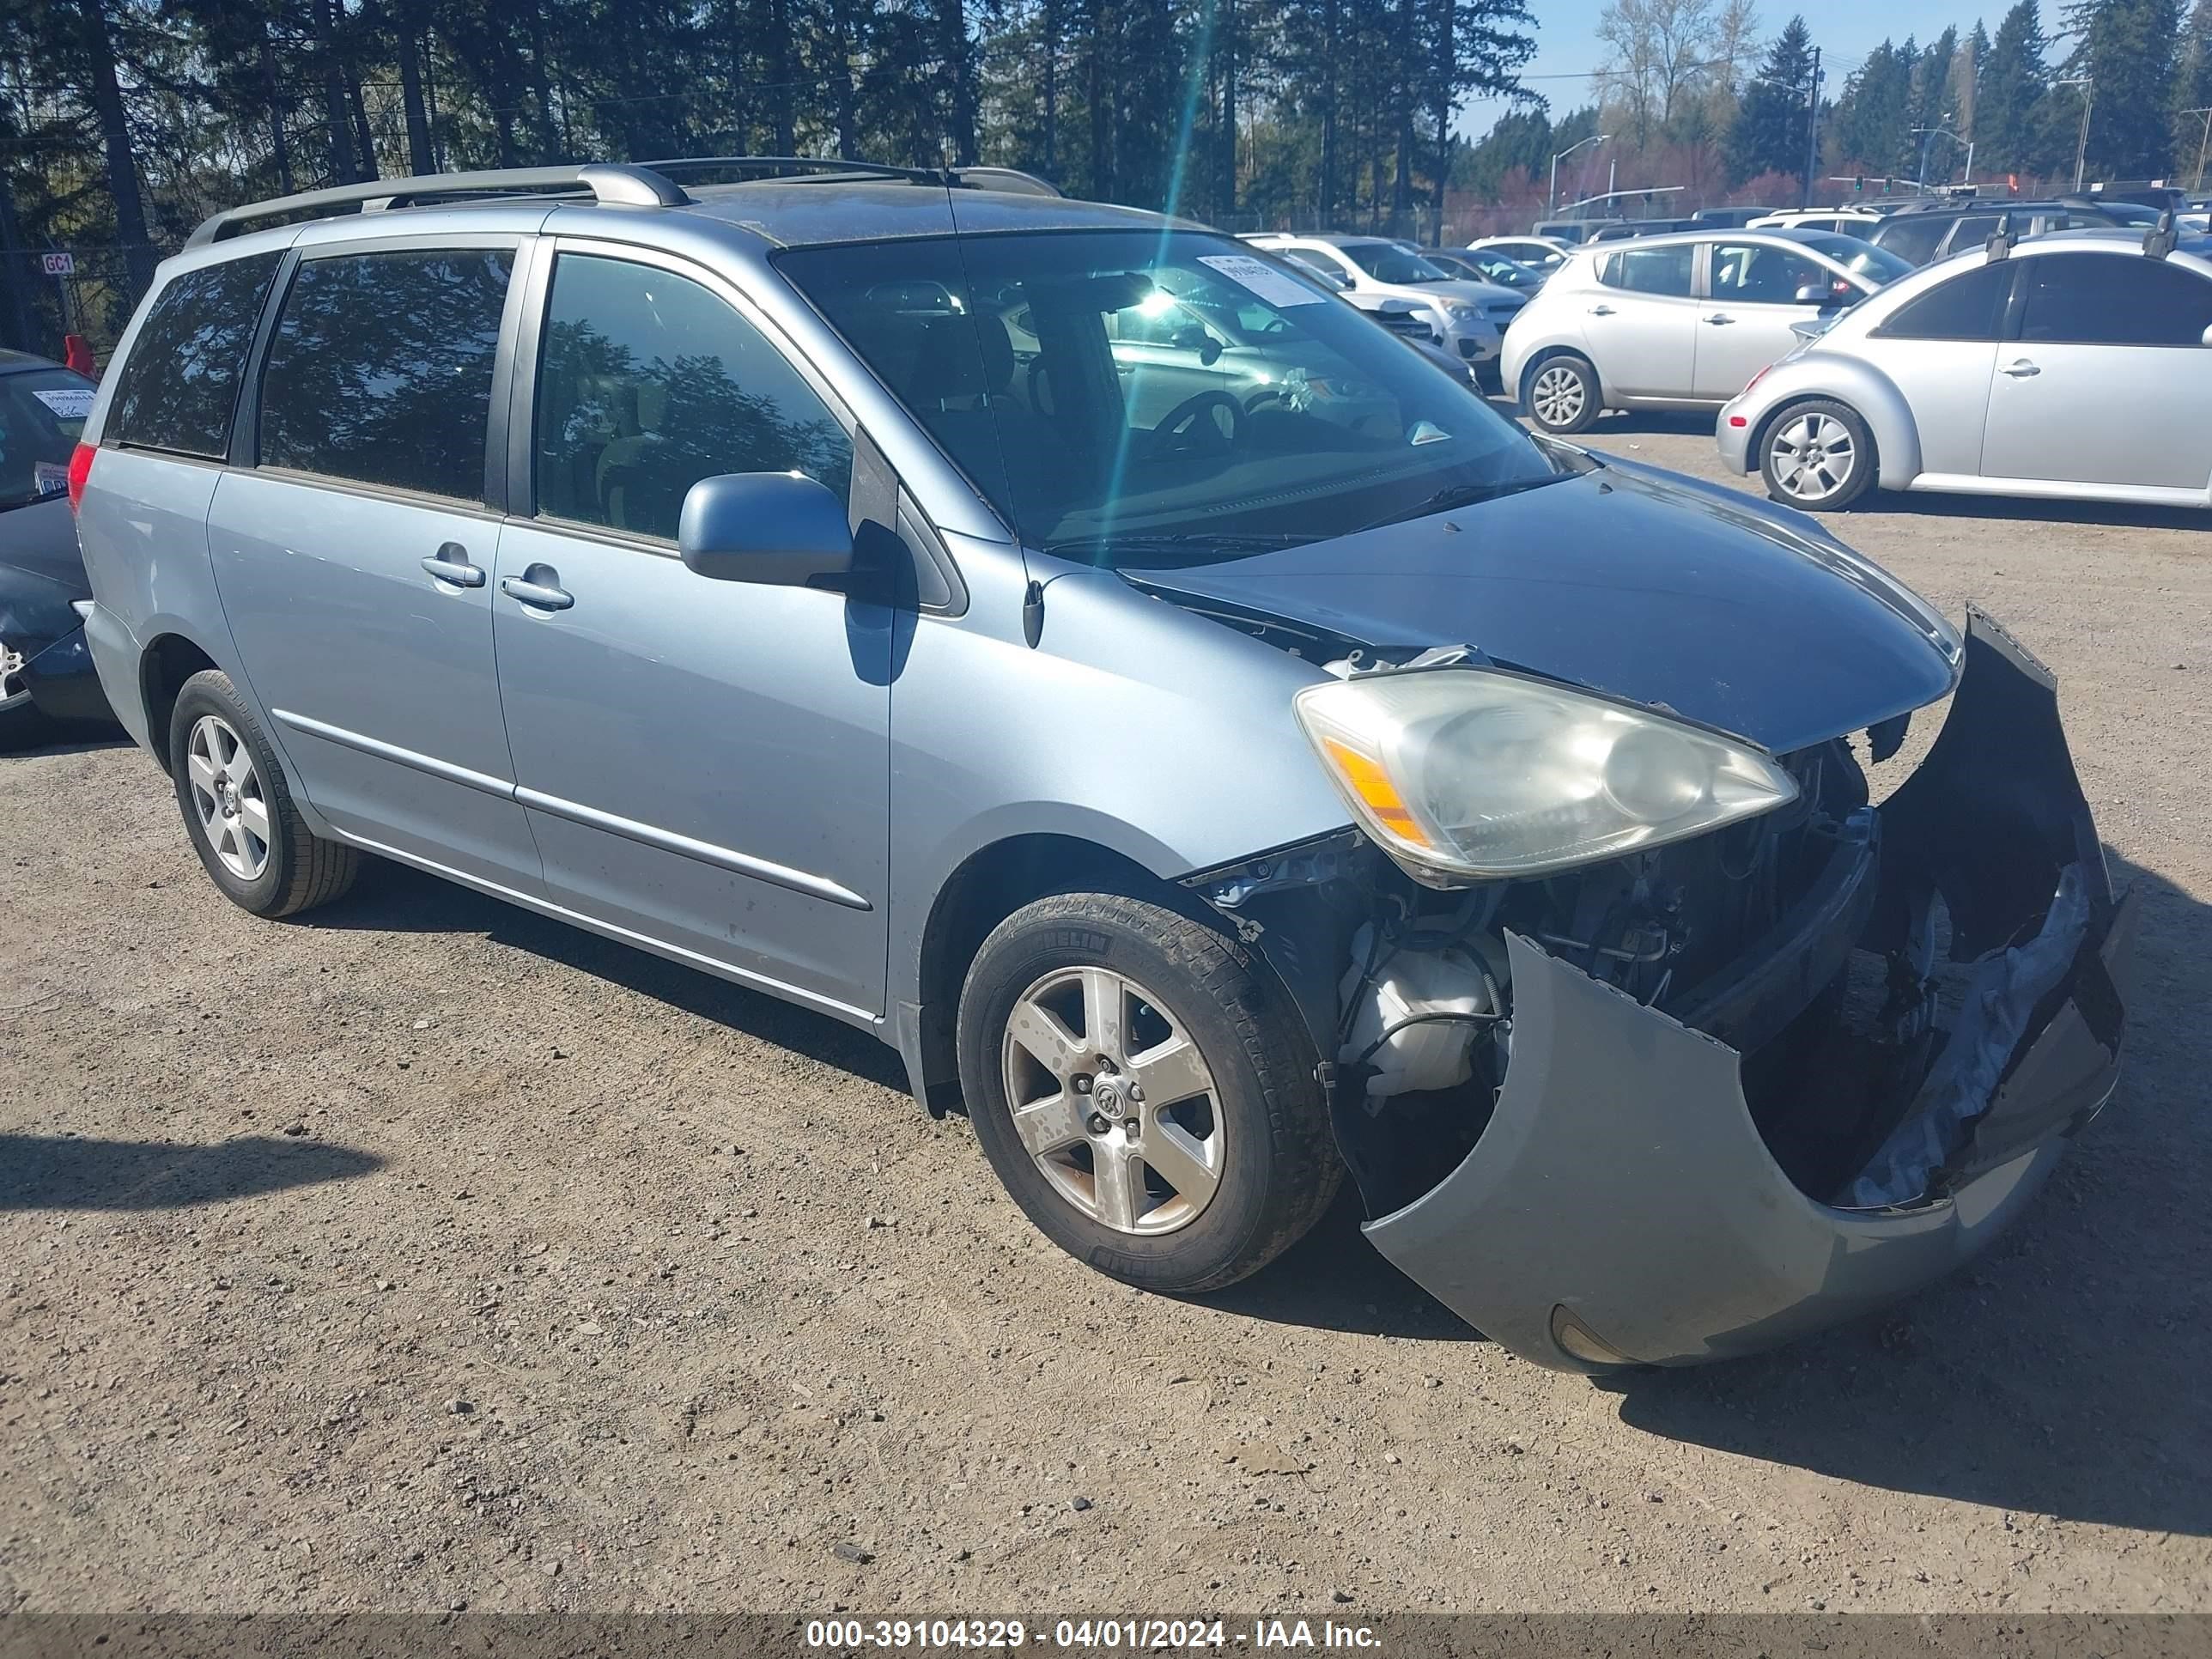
xmin=2001 ymin=359 xmax=2041 ymax=378
xmin=500 ymin=570 xmax=574 ymax=611
xmin=1587 ymin=304 xmax=1615 ymax=316
xmin=421 ymin=544 xmax=485 ymax=587
xmin=1704 ymin=313 xmax=1735 ymax=325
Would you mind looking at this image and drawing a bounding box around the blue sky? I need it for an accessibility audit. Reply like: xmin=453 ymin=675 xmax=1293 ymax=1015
xmin=1462 ymin=0 xmax=2060 ymax=136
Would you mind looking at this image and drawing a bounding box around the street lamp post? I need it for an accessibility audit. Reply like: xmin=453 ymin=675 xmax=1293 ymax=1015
xmin=2187 ymin=107 xmax=2212 ymax=191
xmin=2057 ymin=76 xmax=2093 ymax=192
xmin=1914 ymin=124 xmax=1968 ymax=190
xmin=1548 ymin=133 xmax=1610 ymax=219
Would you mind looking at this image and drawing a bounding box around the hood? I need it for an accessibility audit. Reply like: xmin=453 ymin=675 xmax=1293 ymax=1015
xmin=0 ymin=492 xmax=91 ymax=598
xmin=1127 ymin=461 xmax=1962 ymax=756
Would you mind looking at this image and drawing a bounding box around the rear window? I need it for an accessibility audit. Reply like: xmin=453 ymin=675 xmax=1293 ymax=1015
xmin=1598 ymin=244 xmax=1694 ymax=296
xmin=0 ymin=367 xmax=95 ymax=510
xmin=105 ymin=252 xmax=283 ymax=459
xmin=1873 ymin=216 xmax=1948 ymax=264
xmin=258 ymin=246 xmax=514 ymax=501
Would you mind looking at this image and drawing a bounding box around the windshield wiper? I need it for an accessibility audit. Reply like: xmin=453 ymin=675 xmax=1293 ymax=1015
xmin=1353 ymin=473 xmax=1566 ymax=533
xmin=1040 ymin=531 xmax=1313 ymax=562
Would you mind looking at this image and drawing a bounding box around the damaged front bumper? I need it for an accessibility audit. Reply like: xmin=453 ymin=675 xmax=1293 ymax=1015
xmin=1358 ymin=611 xmax=2136 ymax=1370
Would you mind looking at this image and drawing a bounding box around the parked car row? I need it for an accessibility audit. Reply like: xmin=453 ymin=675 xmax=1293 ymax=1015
xmin=46 ymin=157 xmax=2135 ymax=1375
xmin=0 ymin=349 xmax=112 ymax=750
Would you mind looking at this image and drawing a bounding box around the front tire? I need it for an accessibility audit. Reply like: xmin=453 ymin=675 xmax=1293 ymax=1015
xmin=957 ymin=891 xmax=1341 ymax=1295
xmin=1760 ymin=398 xmax=1875 ymax=510
xmin=168 ymin=669 xmax=360 ymax=918
xmin=1524 ymin=353 xmax=1601 ymax=434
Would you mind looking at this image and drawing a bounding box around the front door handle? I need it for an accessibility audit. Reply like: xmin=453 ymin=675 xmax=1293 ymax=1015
xmin=2000 ymin=359 xmax=2041 ymax=378
xmin=500 ymin=568 xmax=574 ymax=611
xmin=420 ymin=544 xmax=486 ymax=587
xmin=1704 ymin=313 xmax=1735 ymax=325
xmin=1587 ymin=303 xmax=1616 ymax=316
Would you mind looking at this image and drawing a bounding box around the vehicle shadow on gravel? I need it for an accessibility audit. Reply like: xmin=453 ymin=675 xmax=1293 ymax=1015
xmin=305 ymin=860 xmax=911 ymax=1094
xmin=0 ymin=1133 xmax=382 ymax=1210
xmin=1205 ymin=1184 xmax=1480 ymax=1342
xmin=1602 ymin=850 xmax=2212 ymax=1538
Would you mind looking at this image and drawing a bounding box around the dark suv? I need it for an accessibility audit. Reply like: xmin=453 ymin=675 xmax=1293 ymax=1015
xmin=1869 ymin=197 xmax=2158 ymax=264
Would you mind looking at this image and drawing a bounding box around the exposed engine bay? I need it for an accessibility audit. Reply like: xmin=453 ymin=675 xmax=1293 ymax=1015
xmin=1182 ymin=608 xmax=2132 ymax=1370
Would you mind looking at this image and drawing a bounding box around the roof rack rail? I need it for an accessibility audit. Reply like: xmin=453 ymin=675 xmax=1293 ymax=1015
xmin=642 ymin=155 xmax=1063 ymax=197
xmin=185 ymin=162 xmax=687 ymax=248
xmin=640 ymin=155 xmax=951 ymax=185
xmin=184 ymin=154 xmax=1069 ymax=250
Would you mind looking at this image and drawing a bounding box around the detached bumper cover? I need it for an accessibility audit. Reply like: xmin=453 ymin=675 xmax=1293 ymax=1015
xmin=1361 ymin=610 xmax=2134 ymax=1370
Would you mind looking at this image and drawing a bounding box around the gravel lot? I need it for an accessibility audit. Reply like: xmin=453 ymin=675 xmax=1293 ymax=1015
xmin=3 ymin=420 xmax=2208 ymax=1617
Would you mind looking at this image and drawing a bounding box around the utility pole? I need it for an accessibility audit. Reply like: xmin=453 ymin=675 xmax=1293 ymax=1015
xmin=2188 ymin=107 xmax=2212 ymax=191
xmin=1802 ymin=47 xmax=1822 ymax=209
xmin=2058 ymin=76 xmax=2093 ymax=191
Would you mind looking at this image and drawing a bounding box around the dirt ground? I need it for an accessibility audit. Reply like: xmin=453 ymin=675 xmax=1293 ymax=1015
xmin=3 ymin=421 xmax=2208 ymax=1618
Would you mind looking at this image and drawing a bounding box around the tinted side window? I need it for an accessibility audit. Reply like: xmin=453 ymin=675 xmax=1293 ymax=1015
xmin=106 ymin=252 xmax=283 ymax=458
xmin=1874 ymin=216 xmax=1947 ymax=264
xmin=258 ymin=247 xmax=513 ymax=501
xmin=1599 ymin=245 xmax=1694 ymax=296
xmin=2019 ymin=254 xmax=2212 ymax=346
xmin=1943 ymin=214 xmax=2002 ymax=255
xmin=1877 ymin=261 xmax=2012 ymax=340
xmin=533 ymin=254 xmax=852 ymax=541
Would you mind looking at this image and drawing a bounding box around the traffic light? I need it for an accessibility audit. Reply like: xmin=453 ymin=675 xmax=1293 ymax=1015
xmin=1854 ymin=174 xmax=1864 ymax=192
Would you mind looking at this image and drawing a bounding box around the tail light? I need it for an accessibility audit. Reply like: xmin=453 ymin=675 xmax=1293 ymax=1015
xmin=66 ymin=443 xmax=96 ymax=514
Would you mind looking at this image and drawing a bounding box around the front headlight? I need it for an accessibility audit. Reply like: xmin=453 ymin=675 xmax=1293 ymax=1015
xmin=1445 ymin=304 xmax=1483 ymax=325
xmin=1294 ymin=669 xmax=1799 ymax=885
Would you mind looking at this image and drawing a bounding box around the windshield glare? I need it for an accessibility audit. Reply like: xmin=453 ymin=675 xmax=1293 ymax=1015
xmin=779 ymin=230 xmax=1554 ymax=565
xmin=1338 ymin=241 xmax=1453 ymax=283
xmin=0 ymin=368 xmax=92 ymax=512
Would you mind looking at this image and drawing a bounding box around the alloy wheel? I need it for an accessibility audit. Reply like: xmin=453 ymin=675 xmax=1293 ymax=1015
xmin=1770 ymin=412 xmax=1856 ymax=501
xmin=1530 ymin=362 xmax=1589 ymax=428
xmin=1000 ymin=965 xmax=1226 ymax=1236
xmin=185 ymin=714 xmax=271 ymax=880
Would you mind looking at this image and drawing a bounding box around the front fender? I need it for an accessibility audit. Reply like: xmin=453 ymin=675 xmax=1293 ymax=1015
xmin=1747 ymin=354 xmax=1923 ymax=489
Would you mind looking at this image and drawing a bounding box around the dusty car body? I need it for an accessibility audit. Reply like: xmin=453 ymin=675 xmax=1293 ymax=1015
xmin=71 ymin=161 xmax=2130 ymax=1372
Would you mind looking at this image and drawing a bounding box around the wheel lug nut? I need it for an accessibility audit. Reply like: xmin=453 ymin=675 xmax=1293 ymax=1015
xmin=1122 ymin=1118 xmax=1139 ymax=1135
xmin=1126 ymin=1084 xmax=1143 ymax=1103
xmin=1073 ymin=1075 xmax=1092 ymax=1094
xmin=1086 ymin=1114 xmax=1109 ymax=1135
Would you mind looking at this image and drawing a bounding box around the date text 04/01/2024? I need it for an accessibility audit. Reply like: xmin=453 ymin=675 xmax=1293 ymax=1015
xmin=801 ymin=1619 xmax=1381 ymax=1650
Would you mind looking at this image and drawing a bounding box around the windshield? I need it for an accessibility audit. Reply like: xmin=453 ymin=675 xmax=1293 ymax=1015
xmin=1336 ymin=242 xmax=1455 ymax=284
xmin=0 ymin=368 xmax=92 ymax=512
xmin=778 ymin=229 xmax=1557 ymax=566
xmin=1798 ymin=234 xmax=1913 ymax=286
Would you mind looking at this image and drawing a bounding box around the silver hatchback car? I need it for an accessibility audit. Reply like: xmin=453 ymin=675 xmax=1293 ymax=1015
xmin=70 ymin=161 xmax=2133 ymax=1373
xmin=1718 ymin=228 xmax=2212 ymax=510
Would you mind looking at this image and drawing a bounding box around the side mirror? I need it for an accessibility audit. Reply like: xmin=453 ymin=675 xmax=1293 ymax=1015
xmin=2202 ymin=322 xmax=2212 ymax=347
xmin=1170 ymin=324 xmax=1224 ymax=366
xmin=1792 ymin=283 xmax=1831 ymax=305
xmin=678 ymin=472 xmax=853 ymax=587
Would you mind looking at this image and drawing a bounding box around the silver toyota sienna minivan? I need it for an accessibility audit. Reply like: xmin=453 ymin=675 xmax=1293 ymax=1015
xmin=68 ymin=159 xmax=2134 ymax=1372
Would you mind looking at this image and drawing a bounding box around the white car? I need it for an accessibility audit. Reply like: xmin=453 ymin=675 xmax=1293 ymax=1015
xmin=1244 ymin=234 xmax=1516 ymax=373
xmin=1499 ymin=228 xmax=1913 ymax=434
xmin=1747 ymin=209 xmax=1887 ymax=235
xmin=1467 ymin=234 xmax=1573 ymax=273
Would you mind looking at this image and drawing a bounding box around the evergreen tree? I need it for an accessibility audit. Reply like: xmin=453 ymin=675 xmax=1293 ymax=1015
xmin=2062 ymin=0 xmax=2180 ymax=179
xmin=1833 ymin=38 xmax=1916 ymax=178
xmin=1978 ymin=0 xmax=2051 ymax=174
xmin=1723 ymin=15 xmax=1814 ymax=185
xmin=2176 ymin=0 xmax=2212 ymax=185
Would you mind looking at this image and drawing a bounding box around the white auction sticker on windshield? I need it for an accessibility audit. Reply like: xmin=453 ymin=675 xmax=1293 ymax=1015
xmin=33 ymin=387 xmax=94 ymax=420
xmin=1196 ymin=253 xmax=1327 ymax=307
